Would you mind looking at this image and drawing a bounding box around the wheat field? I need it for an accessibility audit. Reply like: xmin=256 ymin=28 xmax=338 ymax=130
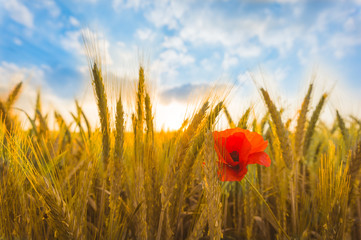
xmin=0 ymin=55 xmax=361 ymax=240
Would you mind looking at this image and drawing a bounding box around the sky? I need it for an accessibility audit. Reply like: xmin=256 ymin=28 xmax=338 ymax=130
xmin=1 ymin=0 xmax=361 ymax=130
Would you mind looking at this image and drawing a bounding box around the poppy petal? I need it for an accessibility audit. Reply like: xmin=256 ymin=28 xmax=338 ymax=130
xmin=214 ymin=128 xmax=241 ymax=138
xmin=247 ymin=152 xmax=271 ymax=167
xmin=224 ymin=132 xmax=252 ymax=163
xmin=245 ymin=131 xmax=269 ymax=153
xmin=218 ymin=164 xmax=248 ymax=181
xmin=214 ymin=133 xmax=251 ymax=167
xmin=213 ymin=128 xmax=271 ymax=181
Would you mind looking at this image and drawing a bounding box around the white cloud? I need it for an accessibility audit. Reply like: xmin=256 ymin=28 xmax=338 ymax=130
xmin=61 ymin=29 xmax=114 ymax=65
xmin=60 ymin=29 xmax=141 ymax=88
xmin=113 ymin=0 xmax=151 ymax=11
xmin=76 ymin=0 xmax=98 ymax=3
xmin=200 ymin=53 xmax=220 ymax=72
xmin=162 ymin=36 xmax=187 ymax=52
xmin=329 ymin=33 xmax=361 ymax=59
xmin=258 ymin=24 xmax=301 ymax=56
xmin=0 ymin=61 xmax=45 ymax=87
xmin=159 ymin=49 xmax=194 ymax=66
xmin=145 ymin=0 xmax=187 ymax=29
xmin=2 ymin=0 xmax=34 ymax=28
xmin=235 ymin=45 xmax=262 ymax=58
xmin=151 ymin=49 xmax=194 ymax=83
xmin=237 ymin=71 xmax=252 ymax=86
xmin=274 ymin=67 xmax=288 ymax=83
xmin=291 ymin=5 xmax=361 ymax=64
xmin=267 ymin=0 xmax=299 ymax=3
xmin=308 ymin=65 xmax=361 ymax=124
xmin=222 ymin=53 xmax=238 ymax=70
xmin=69 ymin=16 xmax=80 ymax=27
xmin=41 ymin=0 xmax=61 ymax=18
xmin=334 ymin=50 xmax=345 ymax=59
xmin=117 ymin=41 xmax=126 ymax=47
xmin=344 ymin=17 xmax=355 ymax=32
xmin=179 ymin=15 xmax=250 ymax=47
xmin=0 ymin=61 xmax=105 ymax=130
xmin=60 ymin=30 xmax=83 ymax=55
xmin=0 ymin=62 xmax=71 ymax=126
xmin=297 ymin=49 xmax=307 ymax=65
xmin=14 ymin=38 xmax=22 ymax=45
xmin=143 ymin=1 xmax=361 ymax=66
xmin=162 ymin=4 xmax=297 ymax=58
xmin=106 ymin=41 xmax=138 ymax=72
xmin=136 ymin=28 xmax=155 ymax=41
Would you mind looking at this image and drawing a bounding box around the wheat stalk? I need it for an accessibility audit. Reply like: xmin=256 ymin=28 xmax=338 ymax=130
xmin=91 ymin=62 xmax=110 ymax=166
xmin=114 ymin=91 xmax=124 ymax=162
xmin=336 ymin=110 xmax=349 ymax=146
xmin=0 ymin=101 xmax=12 ymax=134
xmin=223 ymin=105 xmax=235 ymax=128
xmin=294 ymin=84 xmax=313 ymax=158
xmin=6 ymin=82 xmax=22 ymax=110
xmin=203 ymin=131 xmax=222 ymax=240
xmin=303 ymin=93 xmax=327 ymax=157
xmin=145 ymin=92 xmax=154 ymax=144
xmin=157 ymin=101 xmax=209 ymax=240
xmin=237 ymin=106 xmax=251 ymax=129
xmin=169 ymin=102 xmax=223 ymax=237
xmin=260 ymin=88 xmax=293 ymax=169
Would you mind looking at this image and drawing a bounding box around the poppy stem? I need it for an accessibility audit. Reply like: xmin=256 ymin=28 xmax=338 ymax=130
xmin=244 ymin=175 xmax=291 ymax=240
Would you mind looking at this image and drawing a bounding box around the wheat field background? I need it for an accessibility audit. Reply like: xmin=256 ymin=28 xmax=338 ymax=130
xmin=0 ymin=41 xmax=361 ymax=240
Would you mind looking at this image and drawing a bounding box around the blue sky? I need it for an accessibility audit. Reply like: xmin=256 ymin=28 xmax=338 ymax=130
xmin=1 ymin=0 xmax=361 ymax=129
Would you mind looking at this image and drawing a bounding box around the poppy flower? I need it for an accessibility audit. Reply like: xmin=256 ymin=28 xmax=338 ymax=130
xmin=213 ymin=128 xmax=271 ymax=181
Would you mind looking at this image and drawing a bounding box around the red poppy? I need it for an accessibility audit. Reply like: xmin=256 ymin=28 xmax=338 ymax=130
xmin=213 ymin=128 xmax=271 ymax=181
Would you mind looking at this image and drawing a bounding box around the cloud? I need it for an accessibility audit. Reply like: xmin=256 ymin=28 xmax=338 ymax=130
xmin=151 ymin=49 xmax=194 ymax=81
xmin=329 ymin=33 xmax=361 ymax=59
xmin=159 ymin=83 xmax=208 ymax=103
xmin=237 ymin=71 xmax=252 ymax=86
xmin=76 ymin=0 xmax=98 ymax=3
xmin=2 ymin=0 xmax=34 ymax=28
xmin=201 ymin=57 xmax=218 ymax=72
xmin=136 ymin=28 xmax=155 ymax=41
xmin=40 ymin=0 xmax=61 ymax=18
xmin=235 ymin=45 xmax=262 ymax=58
xmin=0 ymin=62 xmax=70 ymax=124
xmin=344 ymin=17 xmax=355 ymax=32
xmin=145 ymin=0 xmax=187 ymax=29
xmin=263 ymin=0 xmax=299 ymax=3
xmin=0 ymin=61 xmax=104 ymax=130
xmin=303 ymin=5 xmax=361 ymax=59
xmin=0 ymin=62 xmax=44 ymax=91
xmin=258 ymin=25 xmax=301 ymax=56
xmin=60 ymin=30 xmax=83 ymax=55
xmin=61 ymin=29 xmax=114 ymax=65
xmin=160 ymin=49 xmax=194 ymax=65
xmin=222 ymin=53 xmax=238 ymax=70
xmin=13 ymin=38 xmax=22 ymax=45
xmin=306 ymin=65 xmax=361 ymax=124
xmin=162 ymin=36 xmax=187 ymax=52
xmin=144 ymin=1 xmax=360 ymax=65
xmin=159 ymin=83 xmax=227 ymax=103
xmin=113 ymin=0 xmax=151 ymax=11
xmin=69 ymin=16 xmax=80 ymax=27
xmin=150 ymin=2 xmax=295 ymax=58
